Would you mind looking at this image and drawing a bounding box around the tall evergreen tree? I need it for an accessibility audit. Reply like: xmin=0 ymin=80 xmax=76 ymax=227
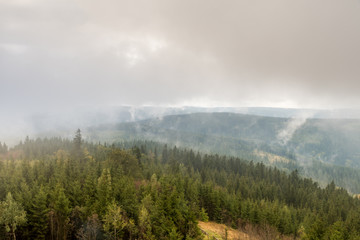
xmin=73 ymin=129 xmax=82 ymax=152
xmin=51 ymin=186 xmax=71 ymax=240
xmin=29 ymin=186 xmax=48 ymax=239
xmin=103 ymin=201 xmax=127 ymax=240
xmin=0 ymin=192 xmax=27 ymax=240
xmin=96 ymin=169 xmax=113 ymax=215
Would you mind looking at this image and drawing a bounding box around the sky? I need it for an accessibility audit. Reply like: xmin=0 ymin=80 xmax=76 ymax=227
xmin=1 ymin=0 xmax=360 ymax=114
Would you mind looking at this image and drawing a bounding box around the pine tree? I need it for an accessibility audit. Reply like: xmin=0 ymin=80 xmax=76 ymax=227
xmin=0 ymin=142 xmax=8 ymax=154
xmin=96 ymin=169 xmax=113 ymax=215
xmin=73 ymin=129 xmax=82 ymax=152
xmin=138 ymin=205 xmax=154 ymax=240
xmin=72 ymin=129 xmax=84 ymax=164
xmin=103 ymin=201 xmax=127 ymax=240
xmin=29 ymin=186 xmax=49 ymax=239
xmin=0 ymin=192 xmax=27 ymax=240
xmin=51 ymin=186 xmax=71 ymax=240
xmin=324 ymin=221 xmax=347 ymax=240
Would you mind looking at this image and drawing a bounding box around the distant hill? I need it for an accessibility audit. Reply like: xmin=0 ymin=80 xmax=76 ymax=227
xmin=88 ymin=113 xmax=288 ymax=160
xmin=89 ymin=112 xmax=360 ymax=167
xmin=26 ymin=106 xmax=360 ymax=141
xmin=88 ymin=112 xmax=360 ymax=193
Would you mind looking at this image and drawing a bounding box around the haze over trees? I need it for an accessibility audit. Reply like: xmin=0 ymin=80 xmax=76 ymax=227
xmin=1 ymin=131 xmax=360 ymax=239
xmin=88 ymin=112 xmax=360 ymax=194
xmin=2 ymin=0 xmax=360 ymax=238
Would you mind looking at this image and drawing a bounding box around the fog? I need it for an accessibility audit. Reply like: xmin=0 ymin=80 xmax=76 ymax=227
xmin=1 ymin=0 xmax=360 ymax=143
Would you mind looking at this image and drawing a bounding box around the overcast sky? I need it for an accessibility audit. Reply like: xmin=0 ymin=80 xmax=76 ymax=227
xmin=1 ymin=0 xmax=360 ymax=115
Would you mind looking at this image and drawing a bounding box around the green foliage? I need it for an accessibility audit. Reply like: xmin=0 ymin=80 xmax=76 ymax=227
xmin=1 ymin=136 xmax=360 ymax=239
xmin=303 ymin=216 xmax=326 ymax=240
xmin=108 ymin=149 xmax=142 ymax=178
xmin=324 ymin=221 xmax=347 ymax=240
xmin=89 ymin=113 xmax=360 ymax=194
xmin=102 ymin=200 xmax=136 ymax=239
xmin=169 ymin=226 xmax=183 ymax=240
xmin=29 ymin=185 xmax=48 ymax=239
xmin=96 ymin=169 xmax=113 ymax=215
xmin=199 ymin=208 xmax=209 ymax=222
xmin=0 ymin=192 xmax=27 ymax=239
xmin=50 ymin=185 xmax=71 ymax=239
xmin=103 ymin=201 xmax=127 ymax=239
xmin=138 ymin=205 xmax=154 ymax=240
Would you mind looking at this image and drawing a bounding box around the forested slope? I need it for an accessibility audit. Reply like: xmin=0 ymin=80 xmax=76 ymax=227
xmin=1 ymin=134 xmax=360 ymax=239
xmin=88 ymin=112 xmax=360 ymax=194
xmin=90 ymin=112 xmax=360 ymax=168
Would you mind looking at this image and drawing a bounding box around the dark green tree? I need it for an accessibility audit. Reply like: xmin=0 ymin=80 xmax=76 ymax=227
xmin=29 ymin=186 xmax=48 ymax=239
xmin=51 ymin=186 xmax=71 ymax=240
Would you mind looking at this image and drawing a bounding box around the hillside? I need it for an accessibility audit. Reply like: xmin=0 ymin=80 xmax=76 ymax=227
xmin=89 ymin=113 xmax=290 ymax=158
xmin=199 ymin=221 xmax=250 ymax=240
xmin=90 ymin=112 xmax=360 ymax=167
xmin=1 ymin=136 xmax=360 ymax=239
xmin=199 ymin=221 xmax=295 ymax=240
xmin=87 ymin=112 xmax=360 ymax=193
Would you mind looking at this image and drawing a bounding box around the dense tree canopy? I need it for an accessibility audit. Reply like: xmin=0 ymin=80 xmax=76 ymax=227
xmin=0 ymin=136 xmax=360 ymax=239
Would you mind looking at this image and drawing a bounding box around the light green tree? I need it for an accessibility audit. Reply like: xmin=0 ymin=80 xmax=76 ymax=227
xmin=96 ymin=168 xmax=113 ymax=215
xmin=0 ymin=192 xmax=27 ymax=240
xmin=199 ymin=207 xmax=209 ymax=222
xmin=169 ymin=226 xmax=182 ymax=240
xmin=138 ymin=205 xmax=154 ymax=240
xmin=324 ymin=221 xmax=347 ymax=240
xmin=103 ymin=201 xmax=127 ymax=240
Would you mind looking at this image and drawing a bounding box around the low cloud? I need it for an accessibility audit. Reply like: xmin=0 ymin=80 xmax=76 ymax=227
xmin=277 ymin=111 xmax=315 ymax=144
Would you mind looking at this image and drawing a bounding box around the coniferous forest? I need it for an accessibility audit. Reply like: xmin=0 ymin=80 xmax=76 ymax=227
xmin=1 ymin=131 xmax=360 ymax=239
xmin=2 ymin=0 xmax=360 ymax=239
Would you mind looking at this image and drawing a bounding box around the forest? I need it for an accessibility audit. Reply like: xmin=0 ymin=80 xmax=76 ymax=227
xmin=88 ymin=112 xmax=360 ymax=194
xmin=1 ymin=130 xmax=360 ymax=239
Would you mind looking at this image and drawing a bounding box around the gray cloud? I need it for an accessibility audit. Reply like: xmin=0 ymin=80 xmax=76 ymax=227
xmin=1 ymin=0 xmax=360 ymax=115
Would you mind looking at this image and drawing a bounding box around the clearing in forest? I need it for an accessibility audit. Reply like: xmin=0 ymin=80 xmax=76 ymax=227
xmin=198 ymin=221 xmax=250 ymax=240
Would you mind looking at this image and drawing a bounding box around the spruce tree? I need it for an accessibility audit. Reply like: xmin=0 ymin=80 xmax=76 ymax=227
xmin=29 ymin=186 xmax=48 ymax=239
xmin=51 ymin=186 xmax=71 ymax=240
xmin=0 ymin=192 xmax=27 ymax=240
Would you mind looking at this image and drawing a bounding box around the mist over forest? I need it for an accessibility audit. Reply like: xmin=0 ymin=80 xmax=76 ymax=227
xmin=2 ymin=0 xmax=360 ymax=239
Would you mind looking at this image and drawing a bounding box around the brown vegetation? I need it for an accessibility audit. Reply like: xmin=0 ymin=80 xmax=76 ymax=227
xmin=199 ymin=221 xmax=296 ymax=240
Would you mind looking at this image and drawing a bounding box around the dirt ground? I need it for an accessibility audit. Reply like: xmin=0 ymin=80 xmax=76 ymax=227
xmin=198 ymin=221 xmax=251 ymax=240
